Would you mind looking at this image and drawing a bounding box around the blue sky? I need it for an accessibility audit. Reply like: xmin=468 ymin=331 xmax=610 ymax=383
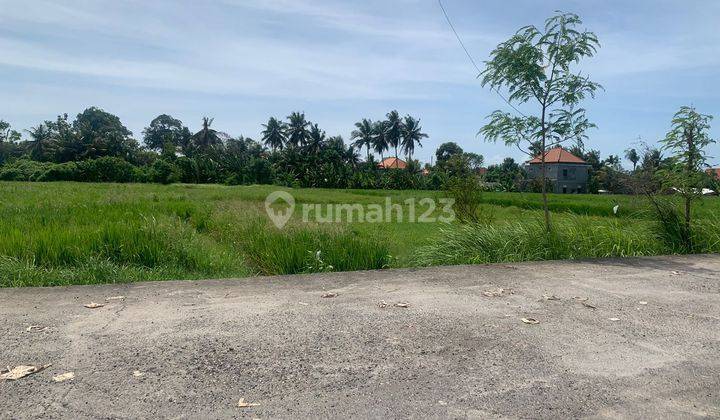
xmin=1 ymin=0 xmax=718 ymax=167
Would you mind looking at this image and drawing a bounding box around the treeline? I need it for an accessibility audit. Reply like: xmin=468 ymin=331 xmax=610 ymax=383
xmin=0 ymin=107 xmax=444 ymax=189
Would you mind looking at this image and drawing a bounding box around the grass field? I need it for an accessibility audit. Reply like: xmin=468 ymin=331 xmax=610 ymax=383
xmin=1 ymin=181 xmax=718 ymax=287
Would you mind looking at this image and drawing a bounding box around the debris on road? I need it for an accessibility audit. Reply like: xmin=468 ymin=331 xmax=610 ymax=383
xmin=105 ymin=296 xmax=125 ymax=301
xmin=671 ymin=271 xmax=681 ymax=276
xmin=321 ymin=292 xmax=338 ymax=298
xmin=378 ymin=300 xmax=388 ymax=308
xmin=26 ymin=325 xmax=46 ymax=332
xmin=132 ymin=370 xmax=145 ymax=378
xmin=237 ymin=398 xmax=259 ymax=408
xmin=482 ymin=287 xmax=505 ymax=297
xmin=521 ymin=318 xmax=540 ymax=325
xmin=1 ymin=364 xmax=51 ymax=381
xmin=542 ymin=294 xmax=560 ymax=301
xmin=84 ymin=302 xmax=104 ymax=309
xmin=639 ymin=301 xmax=648 ymax=305
xmin=581 ymin=301 xmax=597 ymax=310
xmin=298 ymin=302 xmax=309 ymax=306
xmin=608 ymin=317 xmax=620 ymax=321
xmin=52 ymin=372 xmax=75 ymax=382
xmin=394 ymin=302 xmax=410 ymax=308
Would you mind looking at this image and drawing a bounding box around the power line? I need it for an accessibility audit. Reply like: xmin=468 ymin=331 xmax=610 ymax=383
xmin=437 ymin=0 xmax=527 ymax=117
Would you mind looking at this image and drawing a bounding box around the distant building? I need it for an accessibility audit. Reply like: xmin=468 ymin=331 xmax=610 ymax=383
xmin=377 ymin=157 xmax=407 ymax=169
xmin=707 ymin=168 xmax=720 ymax=180
xmin=525 ymin=147 xmax=590 ymax=194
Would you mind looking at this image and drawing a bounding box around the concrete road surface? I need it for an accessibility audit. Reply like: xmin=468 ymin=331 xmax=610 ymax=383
xmin=1 ymin=255 xmax=720 ymax=419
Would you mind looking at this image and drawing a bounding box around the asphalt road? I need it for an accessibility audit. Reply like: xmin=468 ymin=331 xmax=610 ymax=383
xmin=2 ymin=255 xmax=720 ymax=419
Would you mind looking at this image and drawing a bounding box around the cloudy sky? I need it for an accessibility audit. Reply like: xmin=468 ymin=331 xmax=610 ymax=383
xmin=1 ymin=0 xmax=718 ymax=166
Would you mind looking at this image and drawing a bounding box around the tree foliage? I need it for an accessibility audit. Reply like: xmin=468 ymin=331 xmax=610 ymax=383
xmin=478 ymin=11 xmax=601 ymax=228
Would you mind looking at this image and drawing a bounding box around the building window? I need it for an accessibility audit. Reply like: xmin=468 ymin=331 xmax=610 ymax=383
xmin=562 ymin=169 xmax=568 ymax=179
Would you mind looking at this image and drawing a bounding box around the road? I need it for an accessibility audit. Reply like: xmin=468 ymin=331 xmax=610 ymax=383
xmin=1 ymin=255 xmax=719 ymax=419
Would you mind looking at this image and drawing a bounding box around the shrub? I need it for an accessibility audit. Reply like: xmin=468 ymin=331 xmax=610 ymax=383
xmin=150 ymin=159 xmax=181 ymax=184
xmin=0 ymin=159 xmax=53 ymax=181
xmin=77 ymin=157 xmax=137 ymax=183
xmin=37 ymin=162 xmax=80 ymax=181
xmin=444 ymin=175 xmax=483 ymax=223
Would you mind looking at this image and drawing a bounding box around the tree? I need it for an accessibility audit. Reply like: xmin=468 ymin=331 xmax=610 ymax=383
xmin=305 ymin=123 xmax=326 ymax=155
xmin=372 ymin=120 xmax=389 ymax=161
xmin=485 ymin=157 xmax=524 ymax=191
xmin=400 ymin=115 xmax=427 ymax=159
xmin=435 ymin=142 xmax=464 ymax=165
xmin=286 ymin=112 xmax=310 ymax=148
xmin=25 ymin=123 xmax=55 ymax=161
xmin=658 ymin=106 xmax=716 ymax=238
xmin=72 ymin=107 xmax=136 ymax=160
xmin=351 ymin=118 xmax=375 ymax=162
xmin=624 ymin=148 xmax=639 ymax=171
xmin=465 ymin=152 xmax=484 ymax=171
xmin=0 ymin=120 xmax=22 ymax=165
xmin=261 ymin=117 xmax=287 ymax=151
xmin=190 ymin=117 xmax=223 ymax=155
xmin=143 ymin=114 xmax=191 ymax=155
xmin=479 ymin=12 xmax=601 ymax=229
xmin=385 ymin=110 xmax=403 ymax=161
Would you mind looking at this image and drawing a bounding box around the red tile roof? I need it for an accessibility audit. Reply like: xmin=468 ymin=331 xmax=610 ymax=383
xmin=527 ymin=147 xmax=587 ymax=164
xmin=707 ymin=168 xmax=720 ymax=180
xmin=377 ymin=157 xmax=407 ymax=169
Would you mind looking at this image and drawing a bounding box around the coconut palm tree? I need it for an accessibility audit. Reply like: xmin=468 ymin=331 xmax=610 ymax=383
xmin=624 ymin=148 xmax=639 ymax=171
xmin=191 ymin=117 xmax=222 ymax=154
xmin=372 ymin=120 xmax=389 ymax=162
xmin=286 ymin=112 xmax=310 ymax=148
xmin=385 ymin=110 xmax=403 ymax=161
xmin=400 ymin=115 xmax=427 ymax=160
xmin=25 ymin=123 xmax=54 ymax=161
xmin=305 ymin=123 xmax=325 ymax=155
xmin=261 ymin=117 xmax=287 ymax=151
xmin=350 ymin=118 xmax=375 ymax=162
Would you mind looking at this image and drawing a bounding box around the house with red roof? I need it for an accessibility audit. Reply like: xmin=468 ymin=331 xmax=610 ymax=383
xmin=707 ymin=168 xmax=720 ymax=181
xmin=525 ymin=147 xmax=591 ymax=194
xmin=377 ymin=157 xmax=407 ymax=169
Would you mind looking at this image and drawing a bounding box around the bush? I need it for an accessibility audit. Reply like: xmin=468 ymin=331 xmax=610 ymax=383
xmin=37 ymin=162 xmax=81 ymax=181
xmin=150 ymin=159 xmax=181 ymax=184
xmin=0 ymin=159 xmax=53 ymax=181
xmin=77 ymin=157 xmax=137 ymax=183
xmin=444 ymin=175 xmax=483 ymax=223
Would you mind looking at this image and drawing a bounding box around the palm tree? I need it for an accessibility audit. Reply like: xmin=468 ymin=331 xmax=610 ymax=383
xmin=305 ymin=123 xmax=325 ymax=155
xmin=624 ymin=148 xmax=639 ymax=171
xmin=25 ymin=123 xmax=54 ymax=161
xmin=400 ymin=115 xmax=427 ymax=160
xmin=286 ymin=112 xmax=310 ymax=148
xmin=350 ymin=118 xmax=375 ymax=162
xmin=261 ymin=117 xmax=286 ymax=151
xmin=372 ymin=120 xmax=389 ymax=162
xmin=191 ymin=117 xmax=222 ymax=153
xmin=385 ymin=110 xmax=403 ymax=161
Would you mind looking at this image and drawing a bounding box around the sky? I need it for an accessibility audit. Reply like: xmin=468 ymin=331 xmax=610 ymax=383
xmin=1 ymin=0 xmax=719 ymax=167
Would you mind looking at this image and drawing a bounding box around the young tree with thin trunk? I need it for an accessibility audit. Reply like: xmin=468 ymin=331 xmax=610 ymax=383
xmin=478 ymin=12 xmax=602 ymax=230
xmin=658 ymin=106 xmax=715 ymax=242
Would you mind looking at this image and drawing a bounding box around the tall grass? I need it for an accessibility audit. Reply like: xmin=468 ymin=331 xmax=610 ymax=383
xmin=413 ymin=216 xmax=673 ymax=267
xmin=1 ymin=182 xmax=718 ymax=287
